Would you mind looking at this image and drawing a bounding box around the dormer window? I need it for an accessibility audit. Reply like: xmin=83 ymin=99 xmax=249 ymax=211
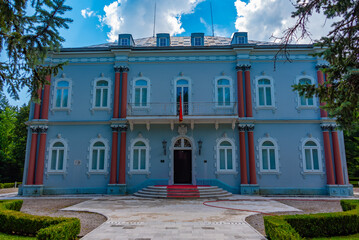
xmin=194 ymin=37 xmax=202 ymax=46
xmin=231 ymin=32 xmax=248 ymax=45
xmin=120 ymin=38 xmax=129 ymax=46
xmin=191 ymin=33 xmax=204 ymax=46
xmin=118 ymin=34 xmax=134 ymax=46
xmin=237 ymin=36 xmax=245 ymax=44
xmin=159 ymin=38 xmax=167 ymax=47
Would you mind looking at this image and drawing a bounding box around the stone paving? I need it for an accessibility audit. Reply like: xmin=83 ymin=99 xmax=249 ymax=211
xmin=63 ymin=195 xmax=300 ymax=240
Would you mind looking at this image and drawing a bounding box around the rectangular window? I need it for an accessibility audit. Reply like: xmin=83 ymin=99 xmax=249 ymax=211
xmin=92 ymin=150 xmax=98 ymax=170
xmin=140 ymin=149 xmax=146 ymax=170
xmin=262 ymin=149 xmax=268 ymax=170
xmin=194 ymin=37 xmax=202 ymax=46
xmin=95 ymin=89 xmax=101 ymax=107
xmin=266 ymin=87 xmax=272 ymax=105
xmin=142 ymin=88 xmax=147 ymax=106
xmin=133 ymin=149 xmax=139 ymax=170
xmin=219 ymin=149 xmax=225 ymax=170
xmin=57 ymin=150 xmax=64 ymax=170
xmin=305 ymin=149 xmax=312 ymax=170
xmin=269 ymin=149 xmax=276 ymax=170
xmin=51 ymin=150 xmax=57 ymax=170
xmin=237 ymin=36 xmax=245 ymax=44
xmin=120 ymin=38 xmax=129 ymax=46
xmin=159 ymin=38 xmax=167 ymax=46
xmin=226 ymin=149 xmax=233 ymax=169
xmin=102 ymin=89 xmax=108 ymax=107
xmin=99 ymin=149 xmax=105 ymax=170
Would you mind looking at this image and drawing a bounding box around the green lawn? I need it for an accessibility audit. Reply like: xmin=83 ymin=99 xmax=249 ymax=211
xmin=0 ymin=233 xmax=35 ymax=240
xmin=312 ymin=233 xmax=359 ymax=239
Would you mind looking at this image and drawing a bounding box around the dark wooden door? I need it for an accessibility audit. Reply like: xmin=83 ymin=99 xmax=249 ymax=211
xmin=174 ymin=150 xmax=192 ymax=184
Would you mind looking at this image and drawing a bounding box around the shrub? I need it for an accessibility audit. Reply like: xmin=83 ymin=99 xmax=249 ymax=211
xmin=0 ymin=200 xmax=80 ymax=240
xmin=264 ymin=200 xmax=359 ymax=240
xmin=0 ymin=182 xmax=22 ymax=189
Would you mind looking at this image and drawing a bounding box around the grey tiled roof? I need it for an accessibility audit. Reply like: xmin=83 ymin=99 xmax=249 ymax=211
xmin=84 ymin=36 xmax=276 ymax=48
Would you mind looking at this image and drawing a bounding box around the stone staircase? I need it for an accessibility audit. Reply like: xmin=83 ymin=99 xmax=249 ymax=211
xmin=134 ymin=185 xmax=232 ymax=199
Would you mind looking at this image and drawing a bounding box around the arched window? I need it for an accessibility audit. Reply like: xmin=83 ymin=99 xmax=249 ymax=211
xmin=259 ymin=139 xmax=278 ymax=172
xmin=90 ymin=141 xmax=107 ymax=172
xmin=303 ymin=140 xmax=321 ymax=172
xmin=94 ymin=80 xmax=109 ymax=108
xmin=134 ymin=79 xmax=148 ymax=107
xmin=257 ymin=78 xmax=273 ymax=106
xmin=49 ymin=141 xmax=67 ymax=172
xmin=298 ymin=78 xmax=314 ymax=106
xmin=55 ymin=80 xmax=70 ymax=108
xmin=176 ymin=79 xmax=189 ymax=115
xmin=216 ymin=79 xmax=231 ymax=106
xmin=130 ymin=139 xmax=149 ymax=172
xmin=217 ymin=139 xmax=235 ymax=172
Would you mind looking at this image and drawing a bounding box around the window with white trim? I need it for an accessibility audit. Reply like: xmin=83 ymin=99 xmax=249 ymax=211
xmin=120 ymin=38 xmax=129 ymax=46
xmin=217 ymin=140 xmax=235 ymax=171
xmin=259 ymin=140 xmax=278 ymax=172
xmin=90 ymin=141 xmax=107 ymax=172
xmin=49 ymin=141 xmax=67 ymax=172
xmin=134 ymin=79 xmax=148 ymax=107
xmin=303 ymin=140 xmax=321 ymax=172
xmin=237 ymin=36 xmax=245 ymax=44
xmin=54 ymin=80 xmax=70 ymax=108
xmin=298 ymin=78 xmax=314 ymax=106
xmin=194 ymin=37 xmax=202 ymax=46
xmin=257 ymin=78 xmax=273 ymax=107
xmin=159 ymin=38 xmax=167 ymax=46
xmin=94 ymin=80 xmax=109 ymax=108
xmin=131 ymin=140 xmax=149 ymax=172
xmin=216 ymin=79 xmax=232 ymax=107
xmin=176 ymin=79 xmax=189 ymax=115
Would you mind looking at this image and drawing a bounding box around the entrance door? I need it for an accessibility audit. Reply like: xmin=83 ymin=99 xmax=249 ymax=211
xmin=174 ymin=150 xmax=192 ymax=184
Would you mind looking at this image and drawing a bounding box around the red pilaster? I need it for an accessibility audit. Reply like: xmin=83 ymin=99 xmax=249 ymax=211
xmin=110 ymin=130 xmax=119 ymax=184
xmin=41 ymin=75 xmax=51 ymax=120
xmin=113 ymin=70 xmax=121 ymax=118
xmin=33 ymin=88 xmax=42 ymax=119
xmin=332 ymin=131 xmax=344 ymax=185
xmin=244 ymin=70 xmax=253 ymax=117
xmin=237 ymin=70 xmax=245 ymax=118
xmin=247 ymin=131 xmax=257 ymax=184
xmin=26 ymin=132 xmax=38 ymax=185
xmin=317 ymin=70 xmax=328 ymax=118
xmin=239 ymin=131 xmax=248 ymax=184
xmin=120 ymin=71 xmax=128 ymax=118
xmin=35 ymin=132 xmax=47 ymax=185
xmin=119 ymin=130 xmax=127 ymax=184
xmin=322 ymin=131 xmax=335 ymax=185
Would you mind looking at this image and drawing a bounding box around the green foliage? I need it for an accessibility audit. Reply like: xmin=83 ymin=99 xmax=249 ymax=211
xmin=0 ymin=0 xmax=72 ymax=100
xmin=345 ymin=127 xmax=359 ymax=177
xmin=0 ymin=182 xmax=22 ymax=189
xmin=0 ymin=232 xmax=35 ymax=240
xmin=280 ymin=0 xmax=359 ymax=130
xmin=0 ymin=200 xmax=80 ymax=240
xmin=264 ymin=200 xmax=359 ymax=240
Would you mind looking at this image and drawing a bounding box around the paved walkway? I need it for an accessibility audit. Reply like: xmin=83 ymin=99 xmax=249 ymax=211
xmin=63 ymin=195 xmax=299 ymax=240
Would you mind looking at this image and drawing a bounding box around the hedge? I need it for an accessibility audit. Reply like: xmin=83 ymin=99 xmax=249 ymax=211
xmin=0 ymin=200 xmax=80 ymax=240
xmin=264 ymin=200 xmax=359 ymax=240
xmin=0 ymin=182 xmax=22 ymax=189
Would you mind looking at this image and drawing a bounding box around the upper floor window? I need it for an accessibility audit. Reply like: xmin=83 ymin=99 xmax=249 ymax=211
xmin=94 ymin=80 xmax=109 ymax=108
xmin=298 ymin=78 xmax=314 ymax=106
xmin=194 ymin=37 xmax=202 ymax=46
xmin=259 ymin=139 xmax=278 ymax=172
xmin=176 ymin=79 xmax=189 ymax=115
xmin=130 ymin=139 xmax=149 ymax=173
xmin=120 ymin=38 xmax=129 ymax=46
xmin=216 ymin=79 xmax=231 ymax=107
xmin=217 ymin=139 xmax=235 ymax=172
xmin=90 ymin=141 xmax=107 ymax=172
xmin=49 ymin=140 xmax=67 ymax=172
xmin=134 ymin=79 xmax=148 ymax=107
xmin=257 ymin=78 xmax=273 ymax=107
xmin=159 ymin=38 xmax=167 ymax=47
xmin=302 ymin=139 xmax=322 ymax=172
xmin=55 ymin=80 xmax=70 ymax=109
xmin=237 ymin=36 xmax=245 ymax=44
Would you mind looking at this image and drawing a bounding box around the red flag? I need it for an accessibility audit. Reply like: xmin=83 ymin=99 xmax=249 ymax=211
xmin=179 ymin=94 xmax=183 ymax=122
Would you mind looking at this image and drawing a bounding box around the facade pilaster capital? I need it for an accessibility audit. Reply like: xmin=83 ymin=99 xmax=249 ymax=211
xmin=320 ymin=123 xmax=337 ymax=131
xmin=315 ymin=64 xmax=329 ymax=70
xmin=121 ymin=66 xmax=130 ymax=73
xmin=236 ymin=64 xmax=251 ymax=71
xmin=110 ymin=124 xmax=119 ymax=132
xmin=37 ymin=125 xmax=48 ymax=133
xmin=238 ymin=123 xmax=255 ymax=132
xmin=112 ymin=123 xmax=128 ymax=132
xmin=119 ymin=124 xmax=128 ymax=132
xmin=114 ymin=66 xmax=122 ymax=73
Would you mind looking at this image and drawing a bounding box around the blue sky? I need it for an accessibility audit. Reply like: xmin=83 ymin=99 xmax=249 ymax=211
xmin=5 ymin=0 xmax=332 ymax=106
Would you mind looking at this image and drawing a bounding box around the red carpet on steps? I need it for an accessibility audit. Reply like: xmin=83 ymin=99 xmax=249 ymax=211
xmin=154 ymin=185 xmax=210 ymax=198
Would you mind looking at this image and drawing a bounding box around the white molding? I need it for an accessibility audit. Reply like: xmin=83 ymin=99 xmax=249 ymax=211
xmin=299 ymin=136 xmax=324 ymax=175
xmin=90 ymin=75 xmax=112 ymax=113
xmin=214 ymin=137 xmax=238 ymax=175
xmin=254 ymin=75 xmax=276 ymax=112
xmin=46 ymin=137 xmax=68 ymax=175
xmin=173 ymin=76 xmax=192 ymax=115
xmin=295 ymin=75 xmax=319 ymax=112
xmin=257 ymin=136 xmax=280 ymax=174
xmin=51 ymin=76 xmax=73 ymax=114
xmin=87 ymin=136 xmax=110 ymax=176
xmin=131 ymin=77 xmax=151 ymax=109
xmin=128 ymin=137 xmax=151 ymax=175
xmin=214 ymin=76 xmax=234 ymax=108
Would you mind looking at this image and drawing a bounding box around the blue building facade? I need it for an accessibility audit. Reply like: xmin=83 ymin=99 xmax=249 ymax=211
xmin=20 ymin=32 xmax=353 ymax=196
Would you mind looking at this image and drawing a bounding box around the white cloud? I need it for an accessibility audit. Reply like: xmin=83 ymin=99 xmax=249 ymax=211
xmin=100 ymin=0 xmax=204 ymax=42
xmin=81 ymin=8 xmax=96 ymax=19
xmin=234 ymin=0 xmax=334 ymax=43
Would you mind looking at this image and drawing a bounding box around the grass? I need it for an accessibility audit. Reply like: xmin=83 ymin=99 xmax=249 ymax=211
xmin=0 ymin=233 xmax=35 ymax=240
xmin=311 ymin=233 xmax=359 ymax=239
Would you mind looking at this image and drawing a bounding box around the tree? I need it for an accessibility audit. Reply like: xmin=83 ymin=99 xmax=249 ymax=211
xmin=345 ymin=127 xmax=359 ymax=177
xmin=0 ymin=0 xmax=72 ymax=100
xmin=276 ymin=0 xmax=359 ymax=130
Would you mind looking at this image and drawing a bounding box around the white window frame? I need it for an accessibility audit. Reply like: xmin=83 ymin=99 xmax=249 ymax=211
xmin=302 ymin=138 xmax=323 ymax=173
xmin=216 ymin=138 xmax=236 ymax=174
xmin=120 ymin=38 xmax=129 ymax=46
xmin=48 ymin=138 xmax=68 ymax=173
xmin=296 ymin=76 xmax=317 ymax=109
xmin=130 ymin=138 xmax=150 ymax=174
xmin=87 ymin=137 xmax=109 ymax=175
xmin=237 ymin=36 xmax=245 ymax=44
xmin=132 ymin=77 xmax=150 ymax=109
xmin=194 ymin=37 xmax=202 ymax=46
xmin=159 ymin=37 xmax=168 ymax=47
xmin=214 ymin=76 xmax=233 ymax=108
xmin=53 ymin=77 xmax=72 ymax=111
xmin=89 ymin=140 xmax=108 ymax=173
xmin=255 ymin=76 xmax=275 ymax=109
xmin=173 ymin=76 xmax=192 ymax=115
xmin=258 ymin=137 xmax=279 ymax=173
xmin=92 ymin=77 xmax=111 ymax=110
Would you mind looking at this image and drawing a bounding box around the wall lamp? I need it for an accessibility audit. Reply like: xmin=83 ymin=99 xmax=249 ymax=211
xmin=162 ymin=140 xmax=167 ymax=155
xmin=198 ymin=140 xmax=203 ymax=155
